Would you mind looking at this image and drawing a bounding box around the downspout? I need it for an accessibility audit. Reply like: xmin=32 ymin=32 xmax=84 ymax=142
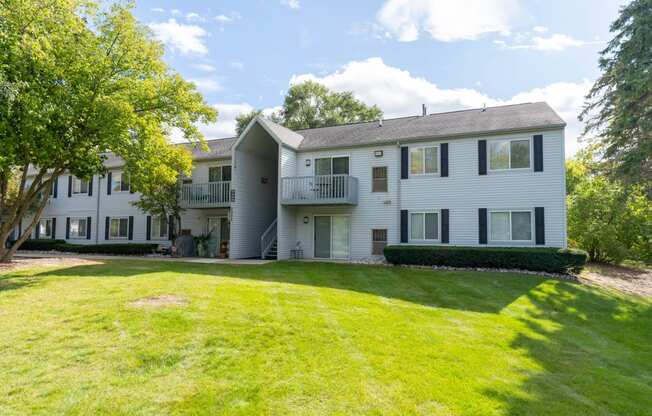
xmin=396 ymin=141 xmax=402 ymax=245
xmin=95 ymin=175 xmax=101 ymax=243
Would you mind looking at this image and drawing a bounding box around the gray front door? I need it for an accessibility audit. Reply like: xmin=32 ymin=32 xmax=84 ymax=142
xmin=314 ymin=216 xmax=331 ymax=258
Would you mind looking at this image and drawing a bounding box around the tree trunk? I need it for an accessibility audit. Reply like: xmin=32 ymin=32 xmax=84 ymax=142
xmin=0 ymin=196 xmax=49 ymax=263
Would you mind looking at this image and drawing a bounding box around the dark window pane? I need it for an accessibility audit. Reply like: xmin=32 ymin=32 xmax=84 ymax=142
xmin=332 ymin=157 xmax=349 ymax=175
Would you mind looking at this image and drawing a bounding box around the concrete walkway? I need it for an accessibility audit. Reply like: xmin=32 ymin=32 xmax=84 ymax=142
xmin=14 ymin=252 xmax=274 ymax=265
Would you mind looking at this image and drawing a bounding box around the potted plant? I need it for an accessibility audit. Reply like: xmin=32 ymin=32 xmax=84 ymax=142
xmin=193 ymin=230 xmax=213 ymax=257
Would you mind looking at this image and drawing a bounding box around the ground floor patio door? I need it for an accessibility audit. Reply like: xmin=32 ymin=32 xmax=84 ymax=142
xmin=314 ymin=215 xmax=350 ymax=259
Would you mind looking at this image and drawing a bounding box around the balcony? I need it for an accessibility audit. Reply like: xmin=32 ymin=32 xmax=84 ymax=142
xmin=281 ymin=175 xmax=358 ymax=205
xmin=180 ymin=181 xmax=231 ymax=209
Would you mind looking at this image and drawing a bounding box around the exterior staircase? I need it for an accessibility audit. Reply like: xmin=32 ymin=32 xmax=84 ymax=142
xmin=260 ymin=218 xmax=278 ymax=260
xmin=264 ymin=239 xmax=278 ymax=260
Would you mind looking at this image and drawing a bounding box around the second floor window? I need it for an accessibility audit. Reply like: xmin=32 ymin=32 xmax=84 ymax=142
xmin=112 ymin=172 xmax=130 ymax=192
xmin=315 ymin=156 xmax=349 ymax=176
xmin=208 ymin=165 xmax=232 ymax=182
xmin=109 ymin=217 xmax=129 ymax=239
xmin=410 ymin=146 xmax=438 ymax=175
xmin=372 ymin=166 xmax=388 ymax=192
xmin=72 ymin=177 xmax=88 ymax=194
xmin=489 ymin=139 xmax=530 ymax=171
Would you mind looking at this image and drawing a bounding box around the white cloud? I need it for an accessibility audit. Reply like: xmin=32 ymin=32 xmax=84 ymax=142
xmin=496 ymin=33 xmax=600 ymax=52
xmin=202 ymin=103 xmax=255 ymax=139
xmin=149 ymin=19 xmax=209 ymax=55
xmin=290 ymin=57 xmax=591 ymax=156
xmin=376 ymin=0 xmax=519 ymax=42
xmin=189 ymin=78 xmax=223 ymax=93
xmin=214 ymin=12 xmax=241 ymax=24
xmin=151 ymin=7 xmax=165 ymax=13
xmin=281 ymin=0 xmax=301 ymax=10
xmin=171 ymin=9 xmax=181 ymax=16
xmin=192 ymin=63 xmax=217 ymax=72
xmin=532 ymin=25 xmax=548 ymax=33
xmin=229 ymin=60 xmax=244 ymax=70
xmin=186 ymin=12 xmax=206 ymax=22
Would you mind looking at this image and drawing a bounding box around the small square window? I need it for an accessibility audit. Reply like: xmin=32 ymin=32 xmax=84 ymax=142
xmin=372 ymin=166 xmax=388 ymax=192
xmin=372 ymin=229 xmax=387 ymax=255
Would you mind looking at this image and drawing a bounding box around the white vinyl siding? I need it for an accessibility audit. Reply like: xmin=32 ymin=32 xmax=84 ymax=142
xmin=489 ymin=138 xmax=531 ymax=171
xmin=69 ymin=217 xmax=87 ymax=239
xmin=109 ymin=217 xmax=129 ymax=239
xmin=489 ymin=210 xmax=533 ymax=242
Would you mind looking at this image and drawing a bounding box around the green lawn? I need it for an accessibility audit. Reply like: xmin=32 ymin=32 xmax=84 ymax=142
xmin=0 ymin=260 xmax=650 ymax=415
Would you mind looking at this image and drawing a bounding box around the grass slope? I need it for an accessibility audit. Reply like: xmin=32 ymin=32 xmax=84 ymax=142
xmin=0 ymin=260 xmax=650 ymax=415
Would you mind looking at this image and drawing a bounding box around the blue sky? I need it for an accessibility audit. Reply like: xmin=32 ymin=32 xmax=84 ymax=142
xmin=135 ymin=0 xmax=628 ymax=157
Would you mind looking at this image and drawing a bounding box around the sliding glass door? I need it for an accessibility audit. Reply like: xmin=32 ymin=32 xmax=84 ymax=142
xmin=314 ymin=215 xmax=350 ymax=259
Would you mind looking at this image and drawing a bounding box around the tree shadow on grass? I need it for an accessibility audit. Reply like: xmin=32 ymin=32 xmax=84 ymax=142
xmin=483 ymin=281 xmax=652 ymax=415
xmin=33 ymin=259 xmax=543 ymax=314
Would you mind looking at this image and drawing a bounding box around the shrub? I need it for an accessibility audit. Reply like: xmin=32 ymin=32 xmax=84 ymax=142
xmin=18 ymin=239 xmax=67 ymax=251
xmin=383 ymin=245 xmax=588 ymax=274
xmin=55 ymin=243 xmax=158 ymax=255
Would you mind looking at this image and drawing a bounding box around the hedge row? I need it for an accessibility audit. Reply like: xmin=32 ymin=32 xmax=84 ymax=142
xmin=17 ymin=239 xmax=157 ymax=255
xmin=383 ymin=245 xmax=588 ymax=274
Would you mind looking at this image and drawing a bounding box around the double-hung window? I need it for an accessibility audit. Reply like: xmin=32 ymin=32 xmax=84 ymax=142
xmin=208 ymin=165 xmax=232 ymax=182
xmin=372 ymin=166 xmax=388 ymax=192
xmin=410 ymin=146 xmax=438 ymax=175
xmin=490 ymin=210 xmax=532 ymax=242
xmin=38 ymin=218 xmax=54 ymax=239
xmin=112 ymin=172 xmax=130 ymax=192
xmin=109 ymin=217 xmax=129 ymax=239
xmin=410 ymin=211 xmax=439 ymax=241
xmin=69 ymin=218 xmax=87 ymax=239
xmin=151 ymin=216 xmax=168 ymax=239
xmin=489 ymin=138 xmax=531 ymax=171
xmin=72 ymin=177 xmax=89 ymax=194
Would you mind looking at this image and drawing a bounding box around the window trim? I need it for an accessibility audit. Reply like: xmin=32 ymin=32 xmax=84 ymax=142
xmin=111 ymin=172 xmax=130 ymax=193
xmin=71 ymin=177 xmax=89 ymax=195
xmin=69 ymin=217 xmax=88 ymax=239
xmin=487 ymin=137 xmax=532 ymax=172
xmin=313 ymin=155 xmax=350 ymax=176
xmin=151 ymin=215 xmax=169 ymax=240
xmin=371 ymin=166 xmax=388 ymax=193
xmin=488 ymin=209 xmax=534 ymax=243
xmin=408 ymin=210 xmax=441 ymax=242
xmin=108 ymin=216 xmax=129 ymax=240
xmin=409 ymin=145 xmax=440 ymax=176
xmin=38 ymin=218 xmax=54 ymax=239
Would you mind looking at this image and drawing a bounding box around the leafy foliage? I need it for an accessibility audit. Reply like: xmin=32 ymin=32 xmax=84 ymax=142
xmin=566 ymin=151 xmax=652 ymax=264
xmin=579 ymin=0 xmax=652 ymax=186
xmin=383 ymin=245 xmax=588 ymax=274
xmin=0 ymin=0 xmax=216 ymax=261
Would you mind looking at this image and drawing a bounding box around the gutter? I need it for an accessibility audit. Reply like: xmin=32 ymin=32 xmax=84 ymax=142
xmin=95 ymin=175 xmax=101 ymax=243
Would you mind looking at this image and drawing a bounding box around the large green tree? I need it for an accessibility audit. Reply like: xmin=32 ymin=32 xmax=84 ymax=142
xmin=579 ymin=0 xmax=652 ymax=187
xmin=0 ymin=0 xmax=216 ymax=262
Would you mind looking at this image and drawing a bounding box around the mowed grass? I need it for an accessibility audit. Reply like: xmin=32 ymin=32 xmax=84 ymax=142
xmin=0 ymin=260 xmax=650 ymax=415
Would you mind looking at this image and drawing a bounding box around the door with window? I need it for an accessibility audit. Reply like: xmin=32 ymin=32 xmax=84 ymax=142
xmin=314 ymin=156 xmax=349 ymax=199
xmin=207 ymin=216 xmax=230 ymax=257
xmin=314 ymin=215 xmax=350 ymax=259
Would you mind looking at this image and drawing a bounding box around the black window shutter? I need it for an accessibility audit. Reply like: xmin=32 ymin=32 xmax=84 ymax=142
xmin=400 ymin=210 xmax=408 ymax=243
xmin=68 ymin=176 xmax=72 ymax=197
xmin=35 ymin=221 xmax=40 ymax=239
xmin=400 ymin=147 xmax=409 ymax=179
xmin=51 ymin=218 xmax=56 ymax=239
xmin=128 ymin=216 xmax=134 ymax=240
xmin=146 ymin=216 xmax=151 ymax=240
xmin=88 ymin=176 xmax=93 ymax=196
xmin=535 ymin=207 xmax=545 ymax=245
xmin=168 ymin=215 xmax=174 ymax=241
xmin=86 ymin=217 xmax=92 ymax=240
xmin=53 ymin=178 xmax=58 ymax=198
xmin=533 ymin=135 xmax=544 ymax=172
xmin=440 ymin=143 xmax=448 ymax=177
xmin=66 ymin=217 xmax=70 ymax=239
xmin=107 ymin=172 xmax=112 ymax=195
xmin=18 ymin=219 xmax=22 ymax=238
xmin=478 ymin=140 xmax=487 ymax=175
xmin=479 ymin=208 xmax=487 ymax=244
xmin=105 ymin=217 xmax=110 ymax=240
xmin=441 ymin=209 xmax=449 ymax=243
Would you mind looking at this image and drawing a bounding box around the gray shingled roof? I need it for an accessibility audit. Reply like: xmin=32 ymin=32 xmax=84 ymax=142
xmin=295 ymin=102 xmax=565 ymax=150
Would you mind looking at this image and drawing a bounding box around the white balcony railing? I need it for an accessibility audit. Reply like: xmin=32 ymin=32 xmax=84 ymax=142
xmin=180 ymin=181 xmax=231 ymax=208
xmin=281 ymin=174 xmax=358 ymax=205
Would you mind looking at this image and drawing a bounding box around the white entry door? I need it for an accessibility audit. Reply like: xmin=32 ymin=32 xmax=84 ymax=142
xmin=314 ymin=215 xmax=350 ymax=259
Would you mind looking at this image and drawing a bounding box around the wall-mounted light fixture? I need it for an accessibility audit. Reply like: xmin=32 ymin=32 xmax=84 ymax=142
xmin=261 ymin=177 xmax=268 ymax=184
xmin=374 ymin=150 xmax=383 ymax=157
xmin=303 ymin=216 xmax=309 ymax=224
xmin=305 ymin=159 xmax=311 ymax=167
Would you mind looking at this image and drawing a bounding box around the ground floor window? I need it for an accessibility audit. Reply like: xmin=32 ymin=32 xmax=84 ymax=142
xmin=372 ymin=229 xmax=387 ymax=255
xmin=69 ymin=218 xmax=87 ymax=239
xmin=109 ymin=217 xmax=129 ymax=239
xmin=410 ymin=211 xmax=439 ymax=241
xmin=151 ymin=216 xmax=168 ymax=239
xmin=490 ymin=210 xmax=532 ymax=242
xmin=38 ymin=218 xmax=54 ymax=239
xmin=314 ymin=215 xmax=350 ymax=259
